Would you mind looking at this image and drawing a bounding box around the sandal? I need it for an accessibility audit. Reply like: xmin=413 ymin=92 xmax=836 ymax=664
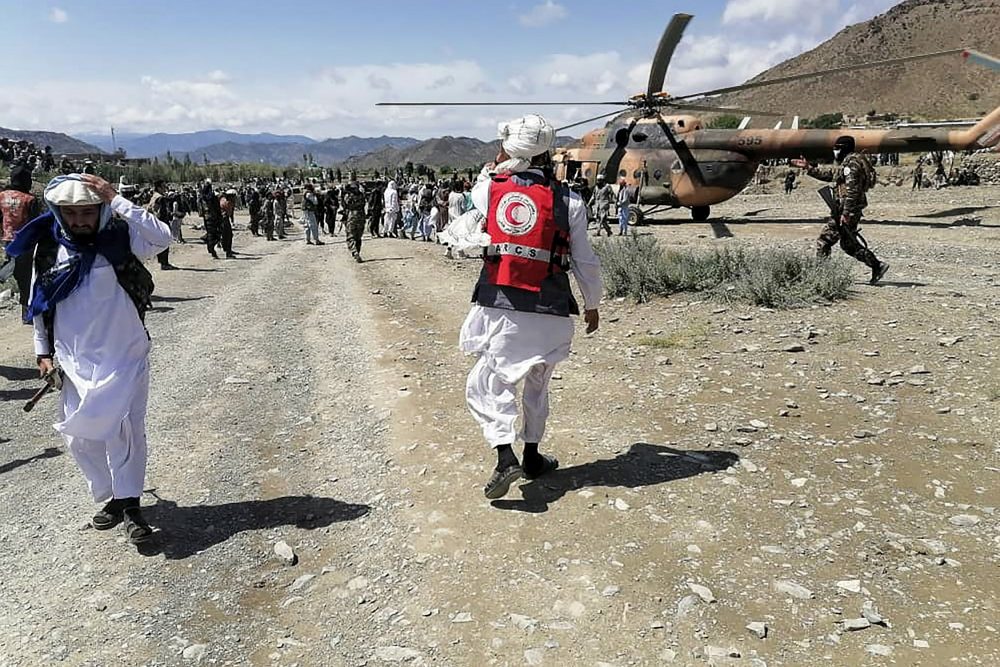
xmin=92 ymin=499 xmax=127 ymax=530
xmin=122 ymin=507 xmax=153 ymax=544
xmin=522 ymin=453 xmax=559 ymax=480
xmin=484 ymin=464 xmax=523 ymax=500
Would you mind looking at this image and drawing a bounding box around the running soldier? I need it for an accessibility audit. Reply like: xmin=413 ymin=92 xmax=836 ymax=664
xmin=793 ymin=136 xmax=889 ymax=285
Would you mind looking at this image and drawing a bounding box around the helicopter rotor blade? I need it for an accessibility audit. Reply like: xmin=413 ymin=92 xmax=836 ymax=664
xmin=603 ymin=116 xmax=641 ymax=183
xmin=375 ymin=101 xmax=624 ymax=107
xmin=669 ymin=102 xmax=784 ymax=117
xmin=655 ymin=114 xmax=705 ymax=187
xmin=671 ymin=48 xmax=967 ymax=101
xmin=646 ymin=13 xmax=693 ymax=98
xmin=555 ymin=108 xmax=631 ymax=132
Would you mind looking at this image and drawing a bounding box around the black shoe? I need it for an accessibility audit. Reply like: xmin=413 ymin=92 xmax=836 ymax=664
xmin=210 ymin=251 xmax=219 ymax=259
xmin=160 ymin=264 xmax=178 ymax=271
xmin=355 ymin=256 xmax=364 ymax=264
xmin=92 ymin=499 xmax=127 ymax=530
xmin=315 ymin=240 xmax=325 ymax=246
xmin=122 ymin=506 xmax=153 ymax=544
xmin=870 ymin=261 xmax=889 ymax=285
xmin=306 ymin=240 xmax=314 ymax=245
xmin=485 ymin=464 xmax=523 ymax=500
xmin=225 ymin=253 xmax=236 ymax=259
xmin=522 ymin=453 xmax=559 ymax=480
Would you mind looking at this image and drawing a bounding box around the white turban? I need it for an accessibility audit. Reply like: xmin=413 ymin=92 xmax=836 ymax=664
xmin=498 ymin=114 xmax=555 ymax=159
xmin=44 ymin=177 xmax=103 ymax=207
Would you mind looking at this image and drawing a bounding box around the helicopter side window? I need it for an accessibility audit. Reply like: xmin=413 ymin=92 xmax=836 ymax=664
xmin=653 ymin=169 xmax=663 ymax=180
xmin=632 ymin=170 xmax=642 ymax=179
xmin=618 ymin=169 xmax=627 ymax=178
xmin=614 ymin=127 xmax=631 ymax=147
xmin=632 ymin=132 xmax=648 ymax=142
xmin=671 ymin=159 xmax=683 ymax=172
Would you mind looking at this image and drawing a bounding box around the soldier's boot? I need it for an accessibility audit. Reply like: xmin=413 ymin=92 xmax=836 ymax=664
xmin=870 ymin=260 xmax=889 ymax=286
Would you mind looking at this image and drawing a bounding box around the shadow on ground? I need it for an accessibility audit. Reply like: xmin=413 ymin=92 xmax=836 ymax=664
xmin=0 ymin=365 xmax=38 ymax=382
xmin=0 ymin=387 xmax=39 ymax=402
xmin=0 ymin=447 xmax=62 ymax=475
xmin=137 ymin=494 xmax=371 ymax=559
xmin=492 ymin=442 xmax=739 ymax=514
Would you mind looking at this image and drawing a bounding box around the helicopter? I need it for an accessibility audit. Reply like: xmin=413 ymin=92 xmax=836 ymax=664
xmin=378 ymin=14 xmax=1000 ymax=223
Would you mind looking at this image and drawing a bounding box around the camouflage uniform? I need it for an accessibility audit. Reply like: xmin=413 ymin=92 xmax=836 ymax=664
xmin=589 ymin=183 xmax=614 ymax=236
xmin=343 ymin=183 xmax=367 ymax=261
xmin=806 ymin=153 xmax=880 ymax=270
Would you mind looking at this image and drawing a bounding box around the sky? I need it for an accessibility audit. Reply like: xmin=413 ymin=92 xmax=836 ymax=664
xmin=1 ymin=0 xmax=900 ymax=140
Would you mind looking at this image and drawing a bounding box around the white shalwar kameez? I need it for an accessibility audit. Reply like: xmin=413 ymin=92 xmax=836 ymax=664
xmin=459 ymin=170 xmax=602 ymax=448
xmin=33 ymin=196 xmax=172 ymax=502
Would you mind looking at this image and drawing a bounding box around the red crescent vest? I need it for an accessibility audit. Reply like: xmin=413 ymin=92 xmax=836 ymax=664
xmin=484 ymin=175 xmax=569 ymax=291
xmin=0 ymin=190 xmax=36 ymax=242
xmin=473 ymin=173 xmax=578 ymax=317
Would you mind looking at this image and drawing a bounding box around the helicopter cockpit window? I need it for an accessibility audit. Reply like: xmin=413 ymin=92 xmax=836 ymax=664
xmin=614 ymin=127 xmax=631 ymax=147
xmin=632 ymin=170 xmax=642 ymax=179
xmin=618 ymin=169 xmax=627 ymax=178
xmin=632 ymin=132 xmax=648 ymax=142
xmin=677 ymin=119 xmax=685 ymax=128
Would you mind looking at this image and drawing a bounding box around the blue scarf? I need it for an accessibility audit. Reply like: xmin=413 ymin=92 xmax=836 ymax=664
xmin=6 ymin=211 xmax=133 ymax=323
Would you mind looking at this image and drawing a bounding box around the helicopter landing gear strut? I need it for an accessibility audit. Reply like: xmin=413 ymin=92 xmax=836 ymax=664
xmin=691 ymin=205 xmax=711 ymax=221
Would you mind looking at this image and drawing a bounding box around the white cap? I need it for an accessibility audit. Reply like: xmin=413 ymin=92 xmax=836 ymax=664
xmin=45 ymin=179 xmax=102 ymax=207
xmin=498 ymin=114 xmax=555 ymax=159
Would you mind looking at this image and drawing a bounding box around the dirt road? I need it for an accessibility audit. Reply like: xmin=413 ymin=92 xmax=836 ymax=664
xmin=0 ymin=184 xmax=997 ymax=666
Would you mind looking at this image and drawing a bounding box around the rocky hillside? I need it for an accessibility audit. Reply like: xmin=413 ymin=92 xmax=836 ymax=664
xmin=342 ymin=136 xmax=500 ymax=171
xmin=0 ymin=127 xmax=103 ymax=155
xmin=172 ymin=135 xmax=420 ymax=167
xmin=721 ymin=0 xmax=1000 ymax=120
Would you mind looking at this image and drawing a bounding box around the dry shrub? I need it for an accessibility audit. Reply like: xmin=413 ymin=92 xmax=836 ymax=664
xmin=595 ymin=236 xmax=853 ymax=308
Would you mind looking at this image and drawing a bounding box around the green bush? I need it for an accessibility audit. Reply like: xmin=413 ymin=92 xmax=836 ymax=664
xmin=594 ymin=236 xmax=853 ymax=308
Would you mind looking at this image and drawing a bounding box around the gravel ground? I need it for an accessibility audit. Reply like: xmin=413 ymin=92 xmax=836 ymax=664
xmin=0 ymin=183 xmax=997 ymax=666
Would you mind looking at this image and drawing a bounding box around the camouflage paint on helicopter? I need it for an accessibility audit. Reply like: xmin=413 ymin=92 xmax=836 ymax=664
xmin=554 ymin=104 xmax=1000 ymax=219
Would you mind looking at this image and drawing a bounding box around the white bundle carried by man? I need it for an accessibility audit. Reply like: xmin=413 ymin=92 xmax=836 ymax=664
xmin=440 ymin=114 xmax=556 ymax=252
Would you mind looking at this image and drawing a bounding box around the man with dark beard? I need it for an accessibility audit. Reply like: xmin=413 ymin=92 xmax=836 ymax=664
xmin=7 ymin=174 xmax=171 ymax=543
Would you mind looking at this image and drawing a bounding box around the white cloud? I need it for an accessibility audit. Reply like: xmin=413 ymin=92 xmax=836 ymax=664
xmin=723 ymin=0 xmax=831 ymax=27
xmin=519 ymin=0 xmax=567 ymax=28
xmin=49 ymin=7 xmax=68 ymax=23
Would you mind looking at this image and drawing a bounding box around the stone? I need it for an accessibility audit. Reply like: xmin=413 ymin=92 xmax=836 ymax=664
xmin=687 ymin=582 xmax=716 ymax=604
xmin=861 ymin=600 xmax=885 ymax=625
xmin=844 ymin=618 xmax=871 ymax=631
xmin=746 ymin=621 xmax=768 ymax=639
xmin=347 ymin=575 xmax=369 ymax=590
xmin=706 ymin=646 xmax=741 ymax=659
xmin=273 ymin=541 xmax=297 ymax=565
xmin=865 ymin=644 xmax=893 ymax=657
xmin=452 ymin=612 xmax=473 ymax=623
xmin=374 ymin=646 xmax=421 ymax=662
xmin=288 ymin=574 xmax=315 ymax=591
xmin=524 ymin=648 xmax=545 ymax=666
xmin=182 ymin=644 xmax=208 ymax=662
xmin=782 ymin=344 xmax=806 ymax=353
xmin=909 ymin=365 xmax=930 ymax=374
xmin=949 ymin=514 xmax=981 ymax=527
xmin=223 ymin=376 xmax=250 ymax=385
xmin=774 ymin=580 xmax=814 ymax=599
xmin=614 ymin=498 xmax=630 ymax=511
xmin=836 ymin=579 xmax=862 ymax=594
xmin=704 ymin=422 xmax=719 ymax=432
xmin=749 ymin=419 xmax=769 ymax=429
xmin=601 ymin=586 xmax=621 ymax=598
xmin=913 ymin=640 xmax=930 ymax=648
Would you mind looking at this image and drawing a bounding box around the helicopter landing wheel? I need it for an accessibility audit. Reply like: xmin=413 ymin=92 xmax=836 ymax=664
xmin=628 ymin=205 xmax=645 ymax=227
xmin=691 ymin=205 xmax=710 ymax=221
